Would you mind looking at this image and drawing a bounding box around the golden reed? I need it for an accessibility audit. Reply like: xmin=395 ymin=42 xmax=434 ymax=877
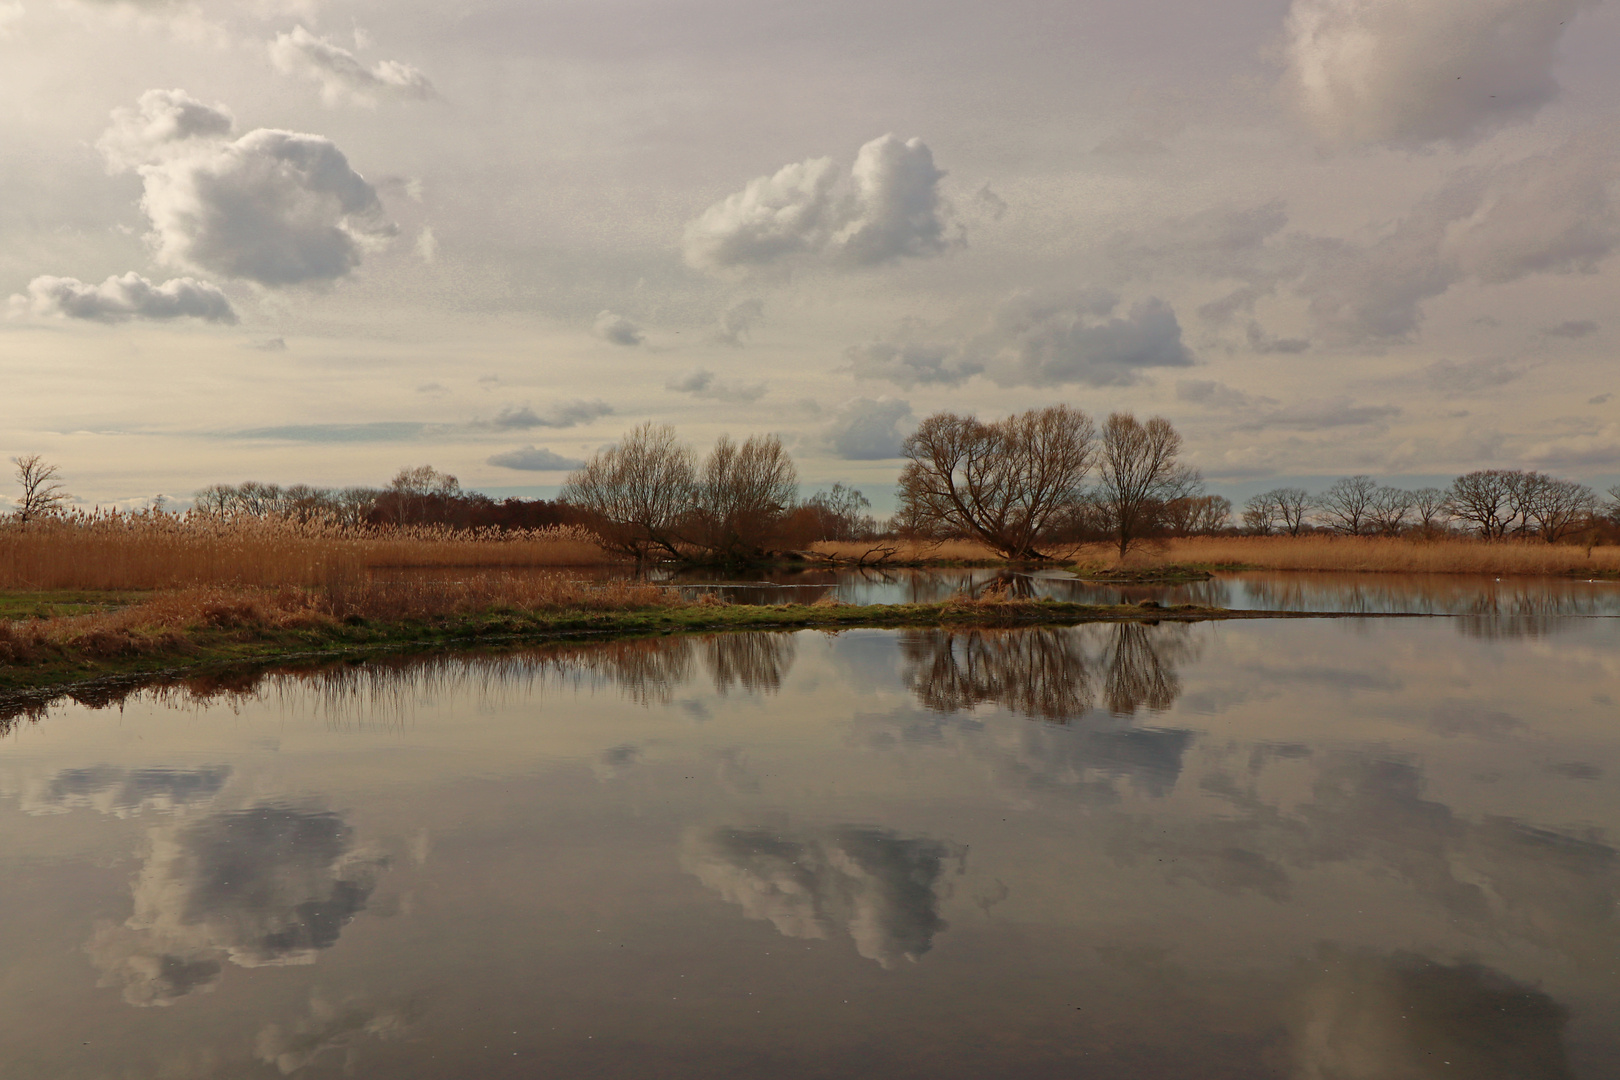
xmin=0 ymin=510 xmax=619 ymax=591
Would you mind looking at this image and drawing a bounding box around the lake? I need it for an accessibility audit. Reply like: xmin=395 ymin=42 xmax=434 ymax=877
xmin=1 ymin=609 xmax=1617 ymax=1076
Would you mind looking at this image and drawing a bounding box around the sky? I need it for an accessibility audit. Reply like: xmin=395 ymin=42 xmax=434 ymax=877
xmin=3 ymin=0 xmax=1618 ymax=511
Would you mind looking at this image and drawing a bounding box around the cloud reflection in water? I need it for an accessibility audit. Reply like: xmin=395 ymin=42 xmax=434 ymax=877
xmin=88 ymin=805 xmax=387 ymax=1006
xmin=683 ymin=825 xmax=966 ymax=968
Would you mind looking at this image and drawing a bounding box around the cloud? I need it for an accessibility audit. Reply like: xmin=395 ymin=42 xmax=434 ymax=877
xmin=848 ymin=290 xmax=1195 ymax=391
xmin=1300 ymin=133 xmax=1620 ymax=343
xmin=683 ymin=134 xmax=951 ymax=272
xmin=414 ymin=226 xmax=437 ymax=263
xmin=100 ymin=89 xmax=397 ymax=287
xmin=1284 ymin=0 xmax=1596 ymax=147
xmin=246 ymin=336 xmax=287 ymax=351
xmin=1542 ymin=319 xmax=1599 ymax=339
xmin=665 ymin=368 xmax=767 ymax=404
xmin=255 ymin=994 xmax=411 ymax=1074
xmin=1175 ymin=379 xmax=1276 ymax=410
xmin=16 ymin=765 xmax=229 ymax=817
xmin=230 ymin=422 xmax=432 ymax=442
xmin=87 ymin=805 xmax=386 ymax=1005
xmin=488 ymin=400 xmax=613 ymax=429
xmin=1292 ymin=949 xmax=1574 ymax=1078
xmin=268 ymin=26 xmax=435 ymax=107
xmin=682 ymin=825 xmax=964 ymax=968
xmin=824 ymin=396 xmax=913 ymax=460
xmin=978 ymin=292 xmax=1195 ymax=388
xmin=1424 ymin=357 xmax=1525 ymax=395
xmin=593 ymin=309 xmax=644 ymax=346
xmin=486 ymin=445 xmax=583 ymax=471
xmin=97 ymin=88 xmax=234 ymax=172
xmin=1245 ymin=321 xmax=1309 ymax=354
xmin=12 ymin=272 xmax=236 ymax=323
xmin=1238 ymin=396 xmax=1401 ymax=431
xmin=0 ymin=3 xmax=22 ymax=39
xmin=845 ymin=340 xmax=982 ymax=388
xmin=714 ymin=297 xmax=764 ymax=345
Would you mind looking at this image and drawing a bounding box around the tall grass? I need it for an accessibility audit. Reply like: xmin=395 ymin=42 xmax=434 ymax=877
xmin=1103 ymin=535 xmax=1620 ymax=576
xmin=0 ymin=511 xmax=618 ymax=591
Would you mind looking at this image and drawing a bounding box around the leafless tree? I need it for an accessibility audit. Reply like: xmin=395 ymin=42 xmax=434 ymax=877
xmin=1271 ymin=487 xmax=1312 ymax=535
xmin=897 ymin=404 xmax=1096 ymax=559
xmin=388 ymin=465 xmax=461 ymax=525
xmin=1411 ymin=487 xmax=1450 ymax=537
xmin=1242 ymin=491 xmax=1278 ymax=535
xmin=1367 ymin=486 xmax=1415 ymax=536
xmin=1518 ymin=473 xmax=1596 ymax=542
xmin=1317 ymin=475 xmax=1379 ymax=535
xmin=1162 ymin=494 xmax=1230 ymax=536
xmin=692 ymin=433 xmax=800 ymax=560
xmin=801 ymin=483 xmax=875 ymax=542
xmin=11 ymin=454 xmax=70 ymax=522
xmin=563 ymin=422 xmax=697 ymax=560
xmin=1447 ymin=470 xmax=1521 ymax=539
xmin=1094 ymin=413 xmax=1200 ymax=557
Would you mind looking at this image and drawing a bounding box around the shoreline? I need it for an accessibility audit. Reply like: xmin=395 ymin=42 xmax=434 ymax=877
xmin=0 ymin=599 xmax=1445 ymax=701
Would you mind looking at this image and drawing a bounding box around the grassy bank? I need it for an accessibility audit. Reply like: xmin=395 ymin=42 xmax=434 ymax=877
xmin=0 ymin=581 xmax=1268 ymax=696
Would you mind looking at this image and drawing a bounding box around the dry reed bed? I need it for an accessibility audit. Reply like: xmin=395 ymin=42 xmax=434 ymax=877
xmin=1114 ymin=536 xmax=1620 ymax=576
xmin=0 ymin=576 xmax=676 ymax=665
xmin=0 ymin=512 xmax=618 ymax=591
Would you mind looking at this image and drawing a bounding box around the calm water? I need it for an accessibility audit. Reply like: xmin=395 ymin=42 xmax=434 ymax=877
xmin=2 ymin=616 xmax=1618 ymax=1077
xmin=655 ymin=566 xmax=1620 ymax=618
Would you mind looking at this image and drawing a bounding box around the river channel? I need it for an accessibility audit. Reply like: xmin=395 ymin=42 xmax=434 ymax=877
xmin=1 ymin=579 xmax=1616 ymax=1077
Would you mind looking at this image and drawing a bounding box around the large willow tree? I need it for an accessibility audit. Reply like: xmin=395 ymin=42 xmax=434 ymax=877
xmin=896 ymin=405 xmax=1096 ymax=559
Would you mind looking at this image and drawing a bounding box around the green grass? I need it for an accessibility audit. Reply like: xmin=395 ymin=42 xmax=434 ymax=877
xmin=0 ymin=589 xmax=149 ymax=621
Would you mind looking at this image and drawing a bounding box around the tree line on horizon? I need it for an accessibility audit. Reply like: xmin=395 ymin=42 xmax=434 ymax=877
xmin=10 ymin=413 xmax=1620 ymax=560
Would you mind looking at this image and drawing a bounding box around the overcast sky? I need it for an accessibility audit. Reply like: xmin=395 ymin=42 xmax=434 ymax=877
xmin=4 ymin=0 xmax=1618 ymax=509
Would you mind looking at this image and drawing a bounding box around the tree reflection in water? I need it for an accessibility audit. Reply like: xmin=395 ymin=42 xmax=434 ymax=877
xmin=703 ymin=632 xmax=798 ymax=695
xmin=900 ymin=622 xmax=1198 ymax=722
xmin=1 ymin=631 xmax=803 ymax=731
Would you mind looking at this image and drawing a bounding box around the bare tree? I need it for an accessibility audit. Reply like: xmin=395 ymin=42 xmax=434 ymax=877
xmin=563 ymin=422 xmax=697 ymax=560
xmin=802 ymin=483 xmax=874 ymax=542
xmin=387 ymin=465 xmax=461 ymax=525
xmin=1411 ymin=487 xmax=1450 ymax=537
xmin=693 ymin=433 xmax=800 ymax=560
xmin=1094 ymin=413 xmax=1199 ymax=557
xmin=11 ymin=454 xmax=70 ymax=522
xmin=1162 ymin=494 xmax=1230 ymax=536
xmin=1367 ymin=486 xmax=1415 ymax=536
xmin=1273 ymin=488 xmax=1312 ymax=535
xmin=1518 ymin=474 xmax=1596 ymax=542
xmin=898 ymin=405 xmax=1096 ymax=559
xmin=1242 ymin=491 xmax=1278 ymax=535
xmin=1447 ymin=470 xmax=1521 ymax=539
xmin=1317 ymin=475 xmax=1379 ymax=535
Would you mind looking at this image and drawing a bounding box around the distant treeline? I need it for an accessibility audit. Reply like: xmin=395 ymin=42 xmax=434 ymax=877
xmin=194 ymin=466 xmax=585 ymax=531
xmin=1240 ymin=471 xmax=1620 ymax=543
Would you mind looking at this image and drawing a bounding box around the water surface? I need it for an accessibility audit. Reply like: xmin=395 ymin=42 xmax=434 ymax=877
xmin=2 ymin=617 xmax=1617 ymax=1077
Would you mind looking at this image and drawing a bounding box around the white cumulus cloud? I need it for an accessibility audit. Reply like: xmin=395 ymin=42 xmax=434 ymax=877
xmin=269 ymin=26 xmax=435 ymax=107
xmin=1285 ymin=0 xmax=1597 ymax=147
xmin=683 ymin=134 xmax=951 ymax=273
xmin=99 ymin=89 xmax=396 ymax=287
xmin=13 ymin=272 xmax=236 ymax=323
